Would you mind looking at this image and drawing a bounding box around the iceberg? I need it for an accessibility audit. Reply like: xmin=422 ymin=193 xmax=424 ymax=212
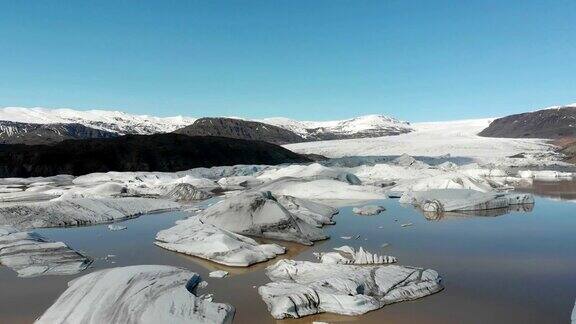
xmin=0 ymin=226 xmax=92 ymax=277
xmin=313 ymin=245 xmax=396 ymax=264
xmin=36 ymin=265 xmax=235 ymax=324
xmin=198 ymin=191 xmax=331 ymax=245
xmin=258 ymin=259 xmax=442 ymax=319
xmin=352 ymin=205 xmax=386 ymax=216
xmin=400 ymin=189 xmax=534 ymax=212
xmin=155 ymin=217 xmax=285 ymax=267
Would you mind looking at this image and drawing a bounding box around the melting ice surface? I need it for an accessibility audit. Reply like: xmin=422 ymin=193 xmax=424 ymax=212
xmin=1 ymin=183 xmax=576 ymax=323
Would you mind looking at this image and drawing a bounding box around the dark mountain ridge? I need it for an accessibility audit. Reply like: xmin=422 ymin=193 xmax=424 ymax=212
xmin=174 ymin=117 xmax=305 ymax=144
xmin=0 ymin=120 xmax=118 ymax=145
xmin=479 ymin=106 xmax=576 ymax=138
xmin=0 ymin=133 xmax=310 ymax=177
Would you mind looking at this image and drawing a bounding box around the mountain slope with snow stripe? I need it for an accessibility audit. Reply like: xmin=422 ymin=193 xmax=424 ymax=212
xmin=0 ymin=107 xmax=196 ymax=135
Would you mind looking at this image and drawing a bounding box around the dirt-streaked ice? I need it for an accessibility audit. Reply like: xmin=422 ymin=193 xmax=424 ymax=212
xmin=314 ymin=245 xmax=397 ymax=265
xmin=155 ymin=217 xmax=285 ymax=267
xmin=35 ymin=265 xmax=235 ymax=324
xmin=258 ymin=259 xmax=442 ymax=319
xmin=0 ymin=226 xmax=91 ymax=277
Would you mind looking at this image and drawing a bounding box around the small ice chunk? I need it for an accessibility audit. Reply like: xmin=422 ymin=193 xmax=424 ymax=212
xmin=107 ymin=224 xmax=127 ymax=231
xmin=209 ymin=270 xmax=229 ymax=278
xmin=401 ymin=223 xmax=413 ymax=227
xmin=352 ymin=205 xmax=386 ymax=216
xmin=314 ymin=246 xmax=396 ymax=265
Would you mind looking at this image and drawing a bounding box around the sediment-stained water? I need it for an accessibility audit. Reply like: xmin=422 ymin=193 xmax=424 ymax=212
xmin=1 ymin=188 xmax=576 ymax=323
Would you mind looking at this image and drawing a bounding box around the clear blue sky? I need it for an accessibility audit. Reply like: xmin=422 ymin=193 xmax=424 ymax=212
xmin=0 ymin=0 xmax=574 ymax=121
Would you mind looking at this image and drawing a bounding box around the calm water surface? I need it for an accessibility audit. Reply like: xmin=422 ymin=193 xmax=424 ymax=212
xmin=1 ymin=183 xmax=576 ymax=324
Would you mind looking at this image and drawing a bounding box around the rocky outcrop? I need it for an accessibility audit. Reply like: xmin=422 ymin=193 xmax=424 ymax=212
xmin=479 ymin=105 xmax=576 ymax=138
xmin=0 ymin=120 xmax=118 ymax=145
xmin=174 ymin=117 xmax=304 ymax=144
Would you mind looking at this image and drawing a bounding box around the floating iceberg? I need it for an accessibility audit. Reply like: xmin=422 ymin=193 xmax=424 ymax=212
xmin=0 ymin=226 xmax=91 ymax=277
xmin=0 ymin=197 xmax=179 ymax=229
xmin=155 ymin=217 xmax=285 ymax=267
xmin=518 ymin=170 xmax=574 ymax=179
xmin=352 ymin=205 xmax=386 ymax=216
xmin=36 ymin=265 xmax=235 ymax=324
xmin=313 ymin=246 xmax=396 ymax=264
xmin=199 ymin=191 xmax=331 ymax=245
xmin=256 ymin=178 xmax=385 ymax=201
xmin=258 ymin=260 xmax=442 ymax=319
xmin=400 ymin=189 xmax=534 ymax=212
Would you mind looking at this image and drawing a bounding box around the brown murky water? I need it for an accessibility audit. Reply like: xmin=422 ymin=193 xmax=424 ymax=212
xmin=1 ymin=183 xmax=576 ymax=324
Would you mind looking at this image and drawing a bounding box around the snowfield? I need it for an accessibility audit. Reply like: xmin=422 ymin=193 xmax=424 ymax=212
xmin=284 ymin=119 xmax=560 ymax=166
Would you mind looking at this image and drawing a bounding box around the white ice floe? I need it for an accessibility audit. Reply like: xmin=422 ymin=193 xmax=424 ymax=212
xmin=400 ymin=189 xmax=534 ymax=212
xmin=107 ymin=224 xmax=127 ymax=231
xmin=155 ymin=217 xmax=285 ymax=267
xmin=35 ymin=265 xmax=235 ymax=324
xmin=257 ymin=163 xmax=361 ymax=185
xmin=0 ymin=226 xmax=91 ymax=277
xmin=518 ymin=170 xmax=574 ymax=179
xmin=314 ymin=246 xmax=396 ymax=265
xmin=256 ymin=178 xmax=385 ymax=201
xmin=209 ymin=270 xmax=229 ymax=278
xmin=258 ymin=260 xmax=442 ymax=319
xmin=198 ymin=191 xmax=333 ymax=245
xmin=0 ymin=197 xmax=179 ymax=229
xmin=352 ymin=205 xmax=386 ymax=216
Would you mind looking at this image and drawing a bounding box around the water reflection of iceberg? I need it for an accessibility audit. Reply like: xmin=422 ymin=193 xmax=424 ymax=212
xmin=422 ymin=203 xmax=534 ymax=221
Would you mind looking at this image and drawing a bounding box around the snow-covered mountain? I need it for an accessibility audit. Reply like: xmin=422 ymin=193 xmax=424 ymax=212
xmin=0 ymin=120 xmax=118 ymax=145
xmin=0 ymin=107 xmax=196 ymax=135
xmin=0 ymin=107 xmax=412 ymax=144
xmin=260 ymin=115 xmax=413 ymax=140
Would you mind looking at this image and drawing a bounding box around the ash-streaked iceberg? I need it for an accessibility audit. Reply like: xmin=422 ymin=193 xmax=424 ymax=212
xmin=155 ymin=217 xmax=285 ymax=267
xmin=258 ymin=259 xmax=442 ymax=319
xmin=313 ymin=245 xmax=396 ymax=265
xmin=400 ymin=189 xmax=534 ymax=212
xmin=35 ymin=265 xmax=235 ymax=324
xmin=198 ymin=191 xmax=333 ymax=245
xmin=0 ymin=226 xmax=92 ymax=277
xmin=0 ymin=197 xmax=179 ymax=229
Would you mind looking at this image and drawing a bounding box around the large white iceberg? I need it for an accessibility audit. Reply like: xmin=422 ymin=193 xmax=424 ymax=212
xmin=258 ymin=260 xmax=442 ymax=319
xmin=199 ymin=191 xmax=332 ymax=245
xmin=0 ymin=226 xmax=91 ymax=277
xmin=400 ymin=189 xmax=534 ymax=212
xmin=155 ymin=217 xmax=285 ymax=267
xmin=0 ymin=197 xmax=179 ymax=229
xmin=36 ymin=265 xmax=235 ymax=324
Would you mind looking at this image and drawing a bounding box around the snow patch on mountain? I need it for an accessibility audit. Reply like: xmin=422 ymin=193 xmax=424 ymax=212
xmin=260 ymin=114 xmax=413 ymax=140
xmin=0 ymin=107 xmax=196 ymax=135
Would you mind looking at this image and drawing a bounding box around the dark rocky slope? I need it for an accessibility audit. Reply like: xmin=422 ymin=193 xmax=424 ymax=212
xmin=0 ymin=134 xmax=310 ymax=177
xmin=0 ymin=121 xmax=118 ymax=145
xmin=174 ymin=117 xmax=305 ymax=144
xmin=479 ymin=106 xmax=576 ymax=138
